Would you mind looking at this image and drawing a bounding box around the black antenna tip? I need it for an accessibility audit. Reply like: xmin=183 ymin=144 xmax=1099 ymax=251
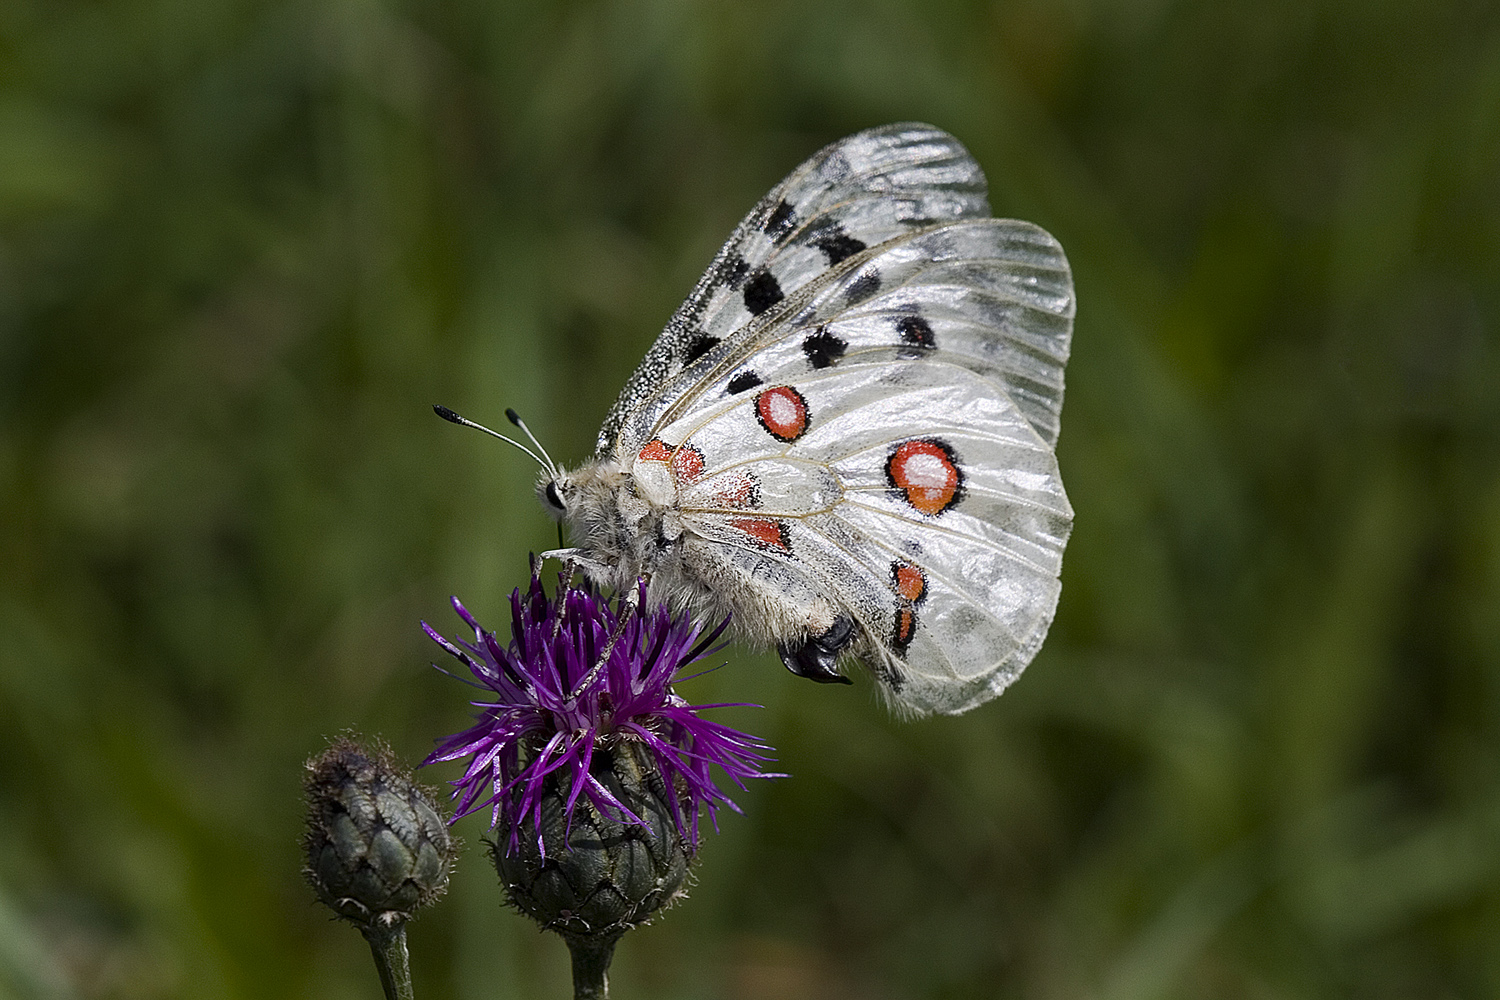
xmin=505 ymin=408 xmax=523 ymax=427
xmin=433 ymin=404 xmax=463 ymax=424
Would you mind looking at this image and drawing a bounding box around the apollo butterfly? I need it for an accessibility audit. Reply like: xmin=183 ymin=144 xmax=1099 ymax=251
xmin=507 ymin=124 xmax=1073 ymax=716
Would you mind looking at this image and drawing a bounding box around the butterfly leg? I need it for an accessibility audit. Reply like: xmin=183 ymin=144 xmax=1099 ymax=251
xmin=540 ymin=546 xmax=625 ymax=639
xmin=777 ymin=612 xmax=856 ymax=685
xmin=539 ymin=547 xmax=615 ymax=582
xmin=563 ymin=577 xmax=646 ymax=699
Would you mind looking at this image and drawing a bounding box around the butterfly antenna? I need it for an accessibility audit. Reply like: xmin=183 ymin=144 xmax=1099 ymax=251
xmin=432 ymin=404 xmax=550 ymax=472
xmin=505 ymin=409 xmax=561 ymax=481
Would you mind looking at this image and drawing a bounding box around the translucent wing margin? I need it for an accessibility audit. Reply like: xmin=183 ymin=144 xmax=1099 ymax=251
xmin=597 ymin=123 xmax=991 ymax=455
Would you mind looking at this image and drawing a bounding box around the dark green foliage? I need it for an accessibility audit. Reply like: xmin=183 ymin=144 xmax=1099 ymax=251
xmin=1 ymin=0 xmax=1498 ymax=997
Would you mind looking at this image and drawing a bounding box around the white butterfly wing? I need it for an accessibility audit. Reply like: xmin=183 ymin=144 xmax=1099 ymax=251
xmin=598 ymin=123 xmax=992 ymax=455
xmin=637 ymin=220 xmax=1073 ymax=450
xmin=591 ymin=125 xmax=1074 ymax=716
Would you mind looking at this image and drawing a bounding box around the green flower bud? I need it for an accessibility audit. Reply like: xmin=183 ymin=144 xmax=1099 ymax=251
xmin=494 ymin=738 xmax=691 ymax=946
xmin=303 ymin=738 xmax=454 ymax=929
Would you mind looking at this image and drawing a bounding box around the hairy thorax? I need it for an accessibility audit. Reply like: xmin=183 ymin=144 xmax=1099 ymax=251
xmin=547 ymin=457 xmax=846 ymax=653
xmin=555 ymin=460 xmax=692 ymax=594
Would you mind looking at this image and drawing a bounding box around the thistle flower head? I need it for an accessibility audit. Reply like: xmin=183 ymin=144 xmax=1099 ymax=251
xmin=422 ymin=572 xmax=776 ymax=852
xmin=302 ymin=738 xmax=453 ymax=928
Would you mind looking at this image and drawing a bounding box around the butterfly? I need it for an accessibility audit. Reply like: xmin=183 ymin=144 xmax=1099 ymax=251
xmin=478 ymin=123 xmax=1074 ymax=717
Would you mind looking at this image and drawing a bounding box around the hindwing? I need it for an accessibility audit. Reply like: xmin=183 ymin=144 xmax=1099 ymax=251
xmin=640 ymin=357 xmax=1070 ymax=715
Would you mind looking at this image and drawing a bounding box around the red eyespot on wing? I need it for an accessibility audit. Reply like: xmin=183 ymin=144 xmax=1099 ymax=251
xmin=754 ymin=386 xmax=809 ymax=443
xmin=639 ymin=438 xmax=672 ymax=463
xmin=893 ymin=605 xmax=918 ymax=651
xmin=640 ymin=438 xmax=705 ymax=482
xmin=671 ymin=444 xmax=705 ymax=483
xmin=885 ymin=439 xmax=963 ymax=516
xmin=730 ymin=517 xmax=790 ymax=551
xmin=892 ymin=562 xmax=927 ymax=604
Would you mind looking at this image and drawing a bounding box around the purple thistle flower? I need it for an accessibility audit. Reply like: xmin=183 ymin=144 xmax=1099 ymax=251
xmin=422 ymin=572 xmax=778 ymax=852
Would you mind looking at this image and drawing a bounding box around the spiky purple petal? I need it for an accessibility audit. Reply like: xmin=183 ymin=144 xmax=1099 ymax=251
xmin=423 ymin=573 xmax=778 ymax=851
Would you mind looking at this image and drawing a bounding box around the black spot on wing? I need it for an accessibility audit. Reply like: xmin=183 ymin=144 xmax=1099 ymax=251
xmin=845 ymin=270 xmax=881 ymax=305
xmin=813 ymin=230 xmax=866 ymax=266
xmin=743 ymin=269 xmax=784 ymax=316
xmin=896 ymin=314 xmax=935 ymax=349
xmin=801 ymin=327 xmax=847 ymax=369
xmin=763 ymin=199 xmax=797 ymax=243
xmin=684 ymin=334 xmax=720 ymax=364
xmin=727 ymin=371 xmax=763 ymax=394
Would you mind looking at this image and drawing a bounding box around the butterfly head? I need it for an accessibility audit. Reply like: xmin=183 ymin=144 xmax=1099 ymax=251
xmin=537 ymin=474 xmax=570 ymax=519
xmin=535 ymin=459 xmax=635 ymax=537
xmin=534 ymin=458 xmax=663 ymax=592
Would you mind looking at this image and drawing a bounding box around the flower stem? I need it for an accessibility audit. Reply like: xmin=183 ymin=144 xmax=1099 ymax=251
xmin=566 ymin=933 xmax=621 ymax=1000
xmin=362 ymin=921 xmax=415 ymax=1000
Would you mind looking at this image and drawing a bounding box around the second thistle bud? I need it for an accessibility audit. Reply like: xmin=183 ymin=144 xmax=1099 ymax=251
xmin=303 ymin=738 xmax=454 ymax=929
xmin=494 ymin=739 xmax=692 ymax=942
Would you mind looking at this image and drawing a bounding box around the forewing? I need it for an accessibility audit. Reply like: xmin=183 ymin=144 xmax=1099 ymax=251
xmin=597 ymin=123 xmax=991 ymax=454
xmin=616 ymin=219 xmax=1073 ymax=453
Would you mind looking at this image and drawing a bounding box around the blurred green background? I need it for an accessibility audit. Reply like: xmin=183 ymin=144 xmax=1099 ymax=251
xmin=2 ymin=0 xmax=1499 ymax=997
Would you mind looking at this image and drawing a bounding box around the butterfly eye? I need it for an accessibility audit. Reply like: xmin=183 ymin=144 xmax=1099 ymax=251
xmin=543 ymin=480 xmax=566 ymax=512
